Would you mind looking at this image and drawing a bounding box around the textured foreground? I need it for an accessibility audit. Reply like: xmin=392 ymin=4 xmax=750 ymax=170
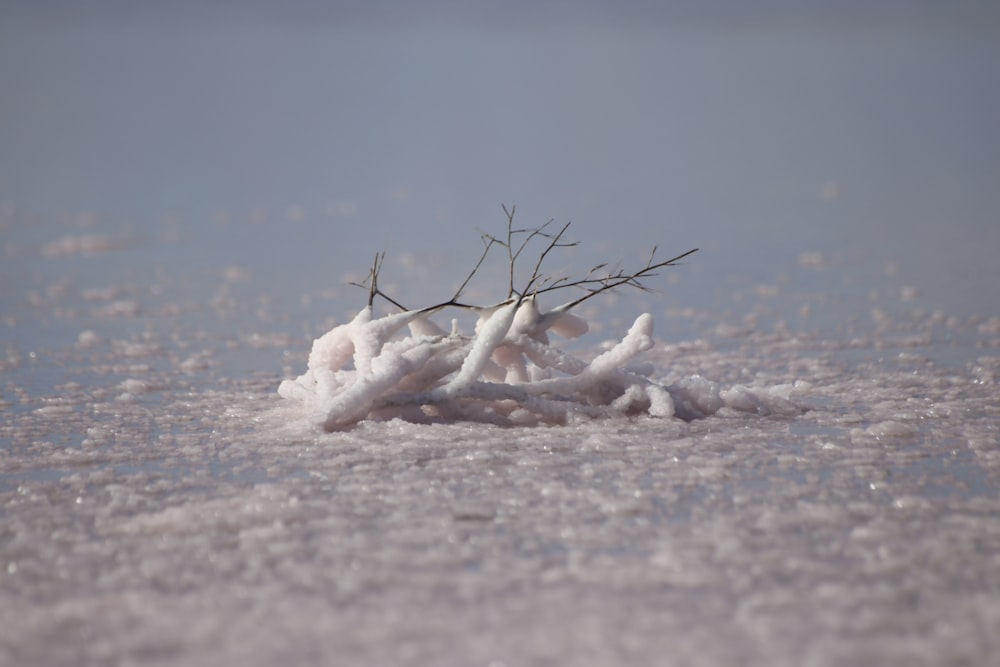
xmin=3 ymin=313 xmax=999 ymax=666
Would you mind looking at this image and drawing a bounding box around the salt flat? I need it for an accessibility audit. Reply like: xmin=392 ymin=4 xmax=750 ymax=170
xmin=2 ymin=2 xmax=999 ymax=665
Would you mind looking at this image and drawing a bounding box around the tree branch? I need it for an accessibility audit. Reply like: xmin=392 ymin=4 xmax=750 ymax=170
xmin=538 ymin=246 xmax=699 ymax=310
xmin=345 ymin=207 xmax=696 ymax=317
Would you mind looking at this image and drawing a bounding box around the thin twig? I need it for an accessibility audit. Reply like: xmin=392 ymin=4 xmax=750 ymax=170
xmin=345 ymin=207 xmax=696 ymax=318
xmin=348 ymin=251 xmax=412 ymax=311
xmin=537 ymin=247 xmax=699 ymax=310
xmin=450 ymin=232 xmax=503 ymax=305
xmin=520 ymin=220 xmax=576 ymax=297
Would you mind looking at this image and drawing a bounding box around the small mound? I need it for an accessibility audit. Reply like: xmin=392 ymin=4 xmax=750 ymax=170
xmin=276 ymin=209 xmax=796 ymax=430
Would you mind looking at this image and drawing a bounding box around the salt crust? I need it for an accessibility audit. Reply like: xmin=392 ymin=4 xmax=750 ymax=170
xmin=278 ymin=298 xmax=798 ymax=430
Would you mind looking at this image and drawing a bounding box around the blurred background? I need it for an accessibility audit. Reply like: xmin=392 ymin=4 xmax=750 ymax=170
xmin=2 ymin=0 xmax=999 ymax=355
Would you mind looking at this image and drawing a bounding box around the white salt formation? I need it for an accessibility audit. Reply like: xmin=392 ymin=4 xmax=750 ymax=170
xmin=278 ymin=213 xmax=795 ymax=429
xmin=279 ymin=300 xmax=673 ymax=429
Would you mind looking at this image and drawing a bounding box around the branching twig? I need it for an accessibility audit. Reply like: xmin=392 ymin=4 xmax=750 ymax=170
xmin=449 ymin=232 xmax=503 ymax=306
xmin=345 ymin=207 xmax=696 ymax=316
xmin=348 ymin=251 xmax=410 ymax=311
xmin=366 ymin=252 xmax=382 ymax=307
xmin=520 ymin=220 xmax=575 ymax=298
xmin=538 ymin=246 xmax=699 ymax=310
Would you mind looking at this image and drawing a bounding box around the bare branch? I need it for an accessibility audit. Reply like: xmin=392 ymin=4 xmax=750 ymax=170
xmin=368 ymin=252 xmax=382 ymax=307
xmin=538 ymin=247 xmax=699 ymax=310
xmin=344 ymin=207 xmax=696 ymax=318
xmin=347 ymin=251 xmax=412 ymax=311
xmin=450 ymin=232 xmax=503 ymax=305
xmin=500 ymin=204 xmax=578 ymax=299
xmin=520 ymin=220 xmax=576 ymax=297
xmin=345 ymin=252 xmax=384 ymax=307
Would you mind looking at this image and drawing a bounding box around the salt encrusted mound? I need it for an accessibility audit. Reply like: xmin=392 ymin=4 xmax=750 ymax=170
xmin=278 ymin=298 xmax=675 ymax=430
xmin=278 ymin=298 xmax=799 ymax=430
xmin=277 ymin=209 xmax=797 ymax=430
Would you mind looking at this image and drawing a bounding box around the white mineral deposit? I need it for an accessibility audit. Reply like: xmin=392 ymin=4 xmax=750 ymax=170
xmin=2 ymin=2 xmax=998 ymax=666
